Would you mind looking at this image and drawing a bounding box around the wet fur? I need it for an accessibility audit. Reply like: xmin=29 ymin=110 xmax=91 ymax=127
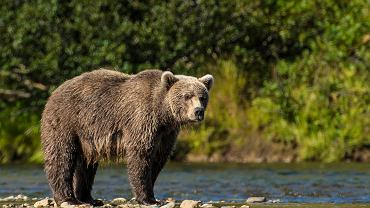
xmin=40 ymin=69 xmax=212 ymax=205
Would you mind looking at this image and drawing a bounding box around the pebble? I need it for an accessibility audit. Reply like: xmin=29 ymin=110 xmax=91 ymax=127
xmin=180 ymin=200 xmax=200 ymax=208
xmin=160 ymin=201 xmax=175 ymax=208
xmin=200 ymin=204 xmax=214 ymax=208
xmin=0 ymin=196 xmax=14 ymax=202
xmin=0 ymin=195 xmax=29 ymax=202
xmin=34 ymin=198 xmax=53 ymax=207
xmin=111 ymin=198 xmax=128 ymax=205
xmin=2 ymin=205 xmax=16 ymax=208
xmin=60 ymin=202 xmax=92 ymax=208
xmin=246 ymin=197 xmax=266 ymax=203
xmin=240 ymin=205 xmax=250 ymax=208
xmin=117 ymin=204 xmax=139 ymax=208
xmin=16 ymin=194 xmax=29 ymax=201
xmin=267 ymin=199 xmax=280 ymax=203
xmin=165 ymin=198 xmax=175 ymax=202
xmin=220 ymin=206 xmax=235 ymax=208
xmin=117 ymin=205 xmax=130 ymax=208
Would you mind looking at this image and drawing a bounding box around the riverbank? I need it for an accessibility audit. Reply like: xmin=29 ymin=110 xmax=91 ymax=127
xmin=1 ymin=196 xmax=370 ymax=208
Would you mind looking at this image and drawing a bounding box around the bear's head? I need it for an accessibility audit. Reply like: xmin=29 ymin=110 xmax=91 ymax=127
xmin=161 ymin=71 xmax=214 ymax=124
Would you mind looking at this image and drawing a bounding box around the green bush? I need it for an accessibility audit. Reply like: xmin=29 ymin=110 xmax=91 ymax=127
xmin=0 ymin=105 xmax=41 ymax=163
xmin=0 ymin=0 xmax=369 ymax=163
xmin=247 ymin=0 xmax=370 ymax=162
xmin=248 ymin=55 xmax=370 ymax=162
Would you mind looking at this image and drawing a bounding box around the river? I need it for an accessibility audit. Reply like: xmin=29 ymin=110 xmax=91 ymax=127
xmin=0 ymin=162 xmax=369 ymax=204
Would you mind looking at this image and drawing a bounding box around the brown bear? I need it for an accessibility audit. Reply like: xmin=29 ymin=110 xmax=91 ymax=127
xmin=40 ymin=69 xmax=213 ymax=206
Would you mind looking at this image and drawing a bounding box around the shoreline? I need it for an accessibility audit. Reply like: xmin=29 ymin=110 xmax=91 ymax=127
xmin=1 ymin=196 xmax=370 ymax=208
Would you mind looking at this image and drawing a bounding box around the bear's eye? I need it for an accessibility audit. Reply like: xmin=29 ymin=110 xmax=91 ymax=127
xmin=199 ymin=96 xmax=206 ymax=102
xmin=184 ymin=94 xmax=192 ymax=100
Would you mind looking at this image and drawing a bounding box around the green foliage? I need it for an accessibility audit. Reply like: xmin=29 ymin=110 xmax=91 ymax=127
xmin=0 ymin=105 xmax=42 ymax=163
xmin=0 ymin=0 xmax=369 ymax=163
xmin=248 ymin=55 xmax=370 ymax=162
xmin=247 ymin=0 xmax=370 ymax=161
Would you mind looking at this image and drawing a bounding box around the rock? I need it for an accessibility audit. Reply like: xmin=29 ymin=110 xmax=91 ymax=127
xmin=112 ymin=198 xmax=128 ymax=205
xmin=15 ymin=194 xmax=29 ymax=201
xmin=160 ymin=201 xmax=175 ymax=208
xmin=79 ymin=205 xmax=93 ymax=208
xmin=220 ymin=206 xmax=235 ymax=208
xmin=2 ymin=205 xmax=16 ymax=208
xmin=60 ymin=202 xmax=92 ymax=208
xmin=102 ymin=204 xmax=113 ymax=208
xmin=240 ymin=205 xmax=250 ymax=208
xmin=117 ymin=204 xmax=138 ymax=208
xmin=60 ymin=202 xmax=73 ymax=208
xmin=142 ymin=205 xmax=160 ymax=208
xmin=34 ymin=198 xmax=53 ymax=207
xmin=246 ymin=197 xmax=266 ymax=203
xmin=267 ymin=199 xmax=280 ymax=203
xmin=180 ymin=200 xmax=200 ymax=208
xmin=200 ymin=204 xmax=214 ymax=208
xmin=0 ymin=196 xmax=15 ymax=202
xmin=165 ymin=198 xmax=175 ymax=203
xmin=117 ymin=205 xmax=130 ymax=208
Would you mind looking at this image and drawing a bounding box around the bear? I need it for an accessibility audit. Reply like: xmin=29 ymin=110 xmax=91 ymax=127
xmin=40 ymin=69 xmax=214 ymax=206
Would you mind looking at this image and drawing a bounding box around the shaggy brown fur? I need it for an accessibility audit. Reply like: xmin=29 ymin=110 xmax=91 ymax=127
xmin=40 ymin=69 xmax=213 ymax=206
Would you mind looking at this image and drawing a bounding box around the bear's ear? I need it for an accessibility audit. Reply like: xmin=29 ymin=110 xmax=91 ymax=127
xmin=199 ymin=74 xmax=214 ymax=91
xmin=161 ymin=71 xmax=179 ymax=89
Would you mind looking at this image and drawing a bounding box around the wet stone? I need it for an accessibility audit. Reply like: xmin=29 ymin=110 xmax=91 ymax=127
xmin=34 ymin=198 xmax=53 ymax=207
xmin=117 ymin=204 xmax=139 ymax=208
xmin=165 ymin=198 xmax=175 ymax=203
xmin=112 ymin=198 xmax=128 ymax=205
xmin=117 ymin=205 xmax=129 ymax=208
xmin=267 ymin=199 xmax=280 ymax=203
xmin=0 ymin=196 xmax=15 ymax=202
xmin=180 ymin=200 xmax=200 ymax=208
xmin=60 ymin=202 xmax=92 ymax=208
xmin=220 ymin=206 xmax=235 ymax=208
xmin=2 ymin=205 xmax=14 ymax=208
xmin=246 ymin=197 xmax=266 ymax=203
xmin=160 ymin=201 xmax=175 ymax=208
xmin=200 ymin=204 xmax=214 ymax=208
xmin=14 ymin=194 xmax=29 ymax=201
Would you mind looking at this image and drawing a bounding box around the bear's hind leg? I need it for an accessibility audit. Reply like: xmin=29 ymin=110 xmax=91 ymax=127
xmin=73 ymin=158 xmax=103 ymax=206
xmin=43 ymin=135 xmax=82 ymax=205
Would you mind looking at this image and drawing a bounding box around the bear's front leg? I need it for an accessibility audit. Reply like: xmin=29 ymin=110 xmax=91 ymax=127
xmin=151 ymin=132 xmax=177 ymax=188
xmin=126 ymin=149 xmax=158 ymax=205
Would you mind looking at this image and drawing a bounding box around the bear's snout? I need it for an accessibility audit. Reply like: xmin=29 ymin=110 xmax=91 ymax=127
xmin=194 ymin=107 xmax=205 ymax=121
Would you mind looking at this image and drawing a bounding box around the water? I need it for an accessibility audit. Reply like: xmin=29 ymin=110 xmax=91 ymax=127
xmin=0 ymin=163 xmax=370 ymax=204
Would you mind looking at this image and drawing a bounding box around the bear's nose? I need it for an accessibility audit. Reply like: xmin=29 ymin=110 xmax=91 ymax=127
xmin=194 ymin=107 xmax=204 ymax=121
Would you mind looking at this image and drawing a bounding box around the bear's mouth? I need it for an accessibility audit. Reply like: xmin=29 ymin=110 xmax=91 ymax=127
xmin=189 ymin=116 xmax=204 ymax=122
